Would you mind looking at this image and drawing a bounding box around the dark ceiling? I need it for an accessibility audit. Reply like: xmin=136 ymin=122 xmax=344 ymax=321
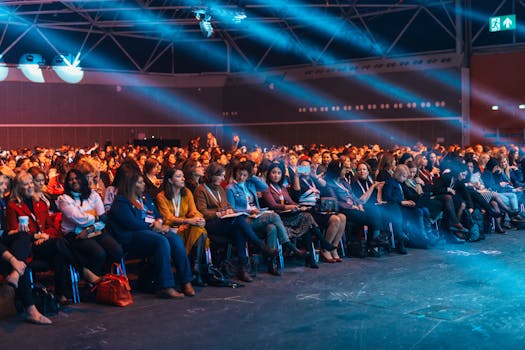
xmin=0 ymin=0 xmax=523 ymax=74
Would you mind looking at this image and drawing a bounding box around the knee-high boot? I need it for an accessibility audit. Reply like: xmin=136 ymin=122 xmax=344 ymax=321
xmin=192 ymin=235 xmax=208 ymax=286
xmin=302 ymin=231 xmax=318 ymax=269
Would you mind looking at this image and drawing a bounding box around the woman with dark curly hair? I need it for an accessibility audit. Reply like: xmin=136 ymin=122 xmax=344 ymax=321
xmin=57 ymin=169 xmax=123 ymax=278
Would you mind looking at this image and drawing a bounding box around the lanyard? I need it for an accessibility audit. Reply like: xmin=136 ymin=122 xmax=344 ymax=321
xmin=302 ymin=178 xmax=317 ymax=192
xmin=333 ymin=179 xmax=351 ymax=195
xmin=355 ymin=178 xmax=370 ymax=195
xmin=204 ymin=184 xmax=222 ymax=205
xmin=333 ymin=180 xmax=355 ymax=204
xmin=171 ymin=193 xmax=181 ymax=217
xmin=270 ymin=184 xmax=285 ymax=204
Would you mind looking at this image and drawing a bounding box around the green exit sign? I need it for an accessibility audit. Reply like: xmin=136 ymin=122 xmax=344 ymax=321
xmin=489 ymin=14 xmax=516 ymax=32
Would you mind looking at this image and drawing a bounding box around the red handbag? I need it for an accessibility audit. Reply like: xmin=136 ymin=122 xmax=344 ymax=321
xmin=92 ymin=263 xmax=133 ymax=307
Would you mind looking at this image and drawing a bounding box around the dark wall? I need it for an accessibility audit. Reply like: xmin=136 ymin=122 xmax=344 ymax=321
xmin=222 ymin=68 xmax=462 ymax=146
xmin=470 ymin=51 xmax=525 ymax=145
xmin=0 ymin=66 xmax=468 ymax=148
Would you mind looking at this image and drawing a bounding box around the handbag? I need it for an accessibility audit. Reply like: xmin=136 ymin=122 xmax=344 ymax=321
xmin=92 ymin=263 xmax=133 ymax=307
xmin=32 ymin=283 xmax=60 ymax=315
xmin=317 ymin=197 xmax=338 ymax=213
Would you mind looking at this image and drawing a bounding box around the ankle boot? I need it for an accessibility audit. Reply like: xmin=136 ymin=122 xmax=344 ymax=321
xmin=397 ymin=237 xmax=407 ymax=254
xmin=257 ymin=241 xmax=279 ymax=257
xmin=192 ymin=235 xmax=208 ymax=286
xmin=238 ymin=264 xmax=253 ymax=282
xmin=267 ymin=256 xmax=282 ymax=276
xmin=283 ymin=241 xmax=306 ymax=257
xmin=302 ymin=232 xmax=318 ymax=268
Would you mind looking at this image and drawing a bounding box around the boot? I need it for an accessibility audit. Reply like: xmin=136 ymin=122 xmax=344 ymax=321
xmin=396 ymin=236 xmax=407 ymax=254
xmin=238 ymin=264 xmax=253 ymax=282
xmin=257 ymin=241 xmax=279 ymax=257
xmin=192 ymin=235 xmax=208 ymax=287
xmin=267 ymin=256 xmax=282 ymax=276
xmin=303 ymin=232 xmax=319 ymax=268
xmin=282 ymin=241 xmax=307 ymax=257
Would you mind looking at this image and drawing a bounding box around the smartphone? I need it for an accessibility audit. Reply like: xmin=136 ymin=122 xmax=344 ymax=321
xmin=297 ymin=165 xmax=311 ymax=174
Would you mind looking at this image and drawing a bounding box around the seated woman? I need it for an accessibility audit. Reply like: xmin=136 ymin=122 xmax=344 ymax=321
xmin=431 ymin=162 xmax=477 ymax=241
xmin=182 ymin=160 xmax=205 ymax=194
xmin=290 ymin=158 xmax=345 ymax=262
xmin=0 ymin=241 xmax=51 ymax=325
xmin=261 ymin=162 xmax=319 ymax=268
xmin=46 ymin=155 xmax=68 ymax=199
xmin=226 ymin=161 xmax=305 ymax=275
xmin=143 ymin=157 xmax=162 ymax=199
xmin=194 ymin=162 xmax=278 ymax=282
xmin=0 ymin=173 xmax=50 ymax=325
xmin=465 ymin=159 xmax=511 ymax=233
xmin=325 ymin=160 xmax=381 ymax=256
xmin=6 ymin=171 xmax=82 ymax=303
xmin=156 ymin=167 xmax=209 ymax=285
xmin=108 ymin=167 xmax=194 ymax=298
xmin=351 ymin=162 xmax=389 ymax=248
xmin=56 ymin=169 xmax=123 ymax=279
xmin=493 ymin=155 xmax=525 ymax=215
xmin=381 ymin=165 xmax=412 ymax=253
xmin=28 ymin=167 xmax=58 ymax=213
xmin=375 ymin=152 xmax=396 ymax=182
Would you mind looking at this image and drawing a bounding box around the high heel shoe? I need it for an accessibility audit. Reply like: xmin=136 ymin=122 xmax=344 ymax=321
xmin=332 ymin=254 xmax=343 ymax=263
xmin=320 ymin=250 xmax=336 ymax=263
xmin=181 ymin=283 xmax=196 ymax=297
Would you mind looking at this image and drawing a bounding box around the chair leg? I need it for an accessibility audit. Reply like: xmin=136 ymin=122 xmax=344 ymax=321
xmin=118 ymin=257 xmax=127 ymax=276
xmin=277 ymin=240 xmax=284 ymax=270
xmin=311 ymin=242 xmax=319 ymax=264
xmin=28 ymin=268 xmax=34 ymax=289
xmin=69 ymin=265 xmax=80 ymax=304
xmin=339 ymin=238 xmax=346 ymax=257
xmin=388 ymin=222 xmax=396 ymax=249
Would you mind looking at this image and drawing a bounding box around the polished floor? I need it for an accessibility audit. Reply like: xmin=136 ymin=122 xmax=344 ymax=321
xmin=2 ymin=230 xmax=525 ymax=350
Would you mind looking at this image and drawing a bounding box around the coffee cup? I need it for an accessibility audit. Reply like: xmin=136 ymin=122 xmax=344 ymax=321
xmin=18 ymin=216 xmax=29 ymax=225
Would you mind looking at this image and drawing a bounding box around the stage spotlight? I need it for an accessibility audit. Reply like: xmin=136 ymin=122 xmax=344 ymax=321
xmin=232 ymin=12 xmax=247 ymax=24
xmin=491 ymin=105 xmax=499 ymax=111
xmin=18 ymin=53 xmax=45 ymax=83
xmin=519 ymin=104 xmax=525 ymax=110
xmin=52 ymin=53 xmax=84 ymax=84
xmin=194 ymin=10 xmax=214 ymax=38
xmin=0 ymin=56 xmax=8 ymax=81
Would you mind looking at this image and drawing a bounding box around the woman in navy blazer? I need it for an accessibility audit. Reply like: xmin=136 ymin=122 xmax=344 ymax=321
xmin=108 ymin=167 xmax=194 ymax=298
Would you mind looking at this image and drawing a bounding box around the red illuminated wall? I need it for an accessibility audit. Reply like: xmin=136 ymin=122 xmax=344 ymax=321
xmin=470 ymin=51 xmax=525 ymax=145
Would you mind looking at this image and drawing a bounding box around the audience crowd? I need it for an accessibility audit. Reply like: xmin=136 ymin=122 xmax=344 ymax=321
xmin=2 ymin=135 xmax=525 ymax=325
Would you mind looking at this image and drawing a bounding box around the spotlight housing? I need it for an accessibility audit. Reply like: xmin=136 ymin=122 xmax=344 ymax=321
xmin=194 ymin=10 xmax=214 ymax=38
xmin=0 ymin=56 xmax=8 ymax=81
xmin=18 ymin=53 xmax=45 ymax=83
xmin=52 ymin=53 xmax=84 ymax=84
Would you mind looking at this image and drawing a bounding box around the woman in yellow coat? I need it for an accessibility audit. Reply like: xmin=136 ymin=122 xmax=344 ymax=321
xmin=156 ymin=167 xmax=208 ymax=286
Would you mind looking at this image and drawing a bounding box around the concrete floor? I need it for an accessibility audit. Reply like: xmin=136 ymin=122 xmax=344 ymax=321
xmin=3 ymin=230 xmax=525 ymax=350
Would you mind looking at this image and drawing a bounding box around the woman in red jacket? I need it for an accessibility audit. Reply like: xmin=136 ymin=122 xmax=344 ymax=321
xmin=6 ymin=171 xmax=91 ymax=303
